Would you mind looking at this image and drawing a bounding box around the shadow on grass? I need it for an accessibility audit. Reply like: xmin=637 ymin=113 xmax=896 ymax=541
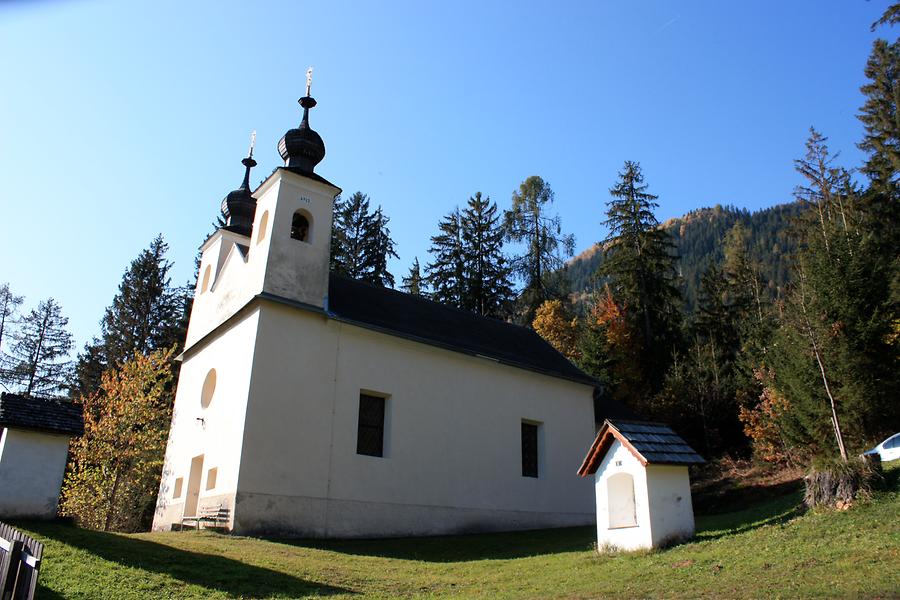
xmin=878 ymin=460 xmax=900 ymax=491
xmin=16 ymin=520 xmax=351 ymax=598
xmin=280 ymin=525 xmax=596 ymax=563
xmin=695 ymin=488 xmax=805 ymax=542
xmin=35 ymin=585 xmax=66 ymax=600
xmin=693 ymin=478 xmax=803 ymax=515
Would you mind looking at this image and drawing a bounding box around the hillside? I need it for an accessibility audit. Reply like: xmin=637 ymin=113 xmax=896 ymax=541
xmin=567 ymin=203 xmax=803 ymax=313
xmin=14 ymin=461 xmax=900 ymax=599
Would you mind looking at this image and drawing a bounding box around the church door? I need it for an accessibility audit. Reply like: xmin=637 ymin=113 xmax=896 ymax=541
xmin=184 ymin=454 xmax=205 ymax=517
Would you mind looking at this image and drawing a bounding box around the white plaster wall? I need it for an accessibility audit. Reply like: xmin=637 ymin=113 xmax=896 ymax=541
xmin=152 ymin=309 xmax=261 ymax=531
xmin=594 ymin=440 xmax=652 ymax=551
xmin=0 ymin=429 xmax=70 ymax=519
xmin=184 ymin=169 xmax=338 ymax=348
xmin=259 ymin=170 xmax=338 ymax=309
xmin=645 ymin=464 xmax=695 ymax=546
xmin=233 ymin=302 xmax=597 ymax=538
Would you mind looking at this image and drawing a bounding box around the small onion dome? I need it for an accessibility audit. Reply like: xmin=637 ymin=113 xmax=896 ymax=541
xmin=220 ymin=155 xmax=257 ymax=237
xmin=277 ymin=95 xmax=325 ymax=173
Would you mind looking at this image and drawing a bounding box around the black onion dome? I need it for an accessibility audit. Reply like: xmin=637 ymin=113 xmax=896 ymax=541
xmin=278 ymin=95 xmax=326 ymax=173
xmin=221 ymin=156 xmax=257 ymax=237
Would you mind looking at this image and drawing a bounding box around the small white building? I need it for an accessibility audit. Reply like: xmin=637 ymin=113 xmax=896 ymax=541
xmin=151 ymin=87 xmax=601 ymax=538
xmin=0 ymin=393 xmax=84 ymax=519
xmin=578 ymin=419 xmax=704 ymax=551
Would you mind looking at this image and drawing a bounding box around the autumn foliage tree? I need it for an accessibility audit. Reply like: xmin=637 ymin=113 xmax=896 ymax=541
xmin=61 ymin=347 xmax=176 ymax=532
xmin=532 ymin=299 xmax=580 ymax=363
xmin=579 ymin=287 xmax=643 ymax=411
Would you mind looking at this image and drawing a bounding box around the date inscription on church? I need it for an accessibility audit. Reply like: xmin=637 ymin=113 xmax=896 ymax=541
xmin=298 ymin=196 xmax=312 ymax=205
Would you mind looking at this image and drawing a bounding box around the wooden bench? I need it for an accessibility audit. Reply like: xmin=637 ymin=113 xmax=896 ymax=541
xmin=180 ymin=505 xmax=231 ymax=531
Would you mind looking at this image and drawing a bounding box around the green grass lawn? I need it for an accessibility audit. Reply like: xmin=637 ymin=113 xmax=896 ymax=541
xmin=15 ymin=463 xmax=900 ymax=599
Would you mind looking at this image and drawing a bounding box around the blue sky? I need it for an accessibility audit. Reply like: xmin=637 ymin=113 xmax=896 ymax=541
xmin=0 ymin=0 xmax=891 ymax=352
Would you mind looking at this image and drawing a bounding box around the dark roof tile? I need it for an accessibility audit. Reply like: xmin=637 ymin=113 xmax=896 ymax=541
xmin=327 ymin=274 xmax=597 ymax=386
xmin=0 ymin=393 xmax=84 ymax=436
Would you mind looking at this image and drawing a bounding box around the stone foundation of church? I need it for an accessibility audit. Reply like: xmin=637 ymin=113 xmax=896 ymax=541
xmin=231 ymin=491 xmax=595 ymax=539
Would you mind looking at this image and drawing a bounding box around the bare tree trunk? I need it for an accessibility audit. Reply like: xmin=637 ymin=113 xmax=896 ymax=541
xmin=104 ymin=467 xmax=123 ymax=532
xmin=25 ymin=309 xmax=50 ymax=395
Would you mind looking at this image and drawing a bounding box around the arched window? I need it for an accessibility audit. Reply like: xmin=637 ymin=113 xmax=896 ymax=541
xmin=256 ymin=210 xmax=269 ymax=245
xmin=607 ymin=472 xmax=637 ymax=528
xmin=200 ymin=265 xmax=211 ymax=293
xmin=291 ymin=211 xmax=311 ymax=242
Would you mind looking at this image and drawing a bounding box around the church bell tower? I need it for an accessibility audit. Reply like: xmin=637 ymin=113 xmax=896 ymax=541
xmin=250 ymin=68 xmax=342 ymax=310
xmin=185 ymin=70 xmax=341 ymax=348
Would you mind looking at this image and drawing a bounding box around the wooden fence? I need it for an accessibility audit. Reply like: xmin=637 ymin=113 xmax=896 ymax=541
xmin=0 ymin=522 xmax=43 ymax=600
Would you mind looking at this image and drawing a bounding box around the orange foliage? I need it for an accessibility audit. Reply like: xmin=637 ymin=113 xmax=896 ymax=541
xmin=532 ymin=299 xmax=580 ymax=362
xmin=738 ymin=368 xmax=791 ymax=463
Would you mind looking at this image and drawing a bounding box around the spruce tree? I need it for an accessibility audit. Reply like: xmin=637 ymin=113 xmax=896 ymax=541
xmin=461 ymin=192 xmax=514 ymax=317
xmin=426 ymin=208 xmax=467 ymax=307
xmin=331 ymin=192 xmax=398 ymax=287
xmin=401 ymin=257 xmax=424 ymax=296
xmin=3 ymin=298 xmax=73 ymax=396
xmin=330 ymin=192 xmax=372 ymax=279
xmin=0 ymin=283 xmax=23 ymax=368
xmin=769 ymin=129 xmax=899 ymax=459
xmin=71 ymin=235 xmax=188 ymax=399
xmin=504 ymin=176 xmax=575 ymax=324
xmin=598 ymin=161 xmax=681 ymax=397
xmin=859 ymin=38 xmax=900 ymax=194
xmin=363 ymin=206 xmax=399 ymax=288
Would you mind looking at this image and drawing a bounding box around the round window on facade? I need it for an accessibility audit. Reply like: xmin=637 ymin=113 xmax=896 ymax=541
xmin=200 ymin=369 xmax=216 ymax=408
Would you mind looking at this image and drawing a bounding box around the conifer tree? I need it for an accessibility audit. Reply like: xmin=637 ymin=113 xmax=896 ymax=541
xmin=0 ymin=283 xmax=23 ymax=367
xmin=3 ymin=298 xmax=73 ymax=396
xmin=401 ymin=257 xmax=424 ymax=296
xmin=597 ymin=161 xmax=681 ymax=397
xmin=71 ymin=236 xmax=188 ymax=399
xmin=363 ymin=206 xmax=399 ymax=288
xmin=330 ymin=192 xmax=371 ymax=278
xmin=858 ymin=38 xmax=900 ymax=194
xmin=331 ymin=192 xmax=398 ymax=287
xmin=504 ymin=176 xmax=575 ymax=324
xmin=426 ymin=208 xmax=467 ymax=307
xmin=768 ymin=129 xmax=899 ymax=459
xmin=461 ymin=192 xmax=514 ymax=317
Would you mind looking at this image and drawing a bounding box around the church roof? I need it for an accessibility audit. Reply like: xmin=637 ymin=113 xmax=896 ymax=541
xmin=0 ymin=392 xmax=84 ymax=437
xmin=578 ymin=419 xmax=704 ymax=475
xmin=326 ymin=274 xmax=598 ymax=387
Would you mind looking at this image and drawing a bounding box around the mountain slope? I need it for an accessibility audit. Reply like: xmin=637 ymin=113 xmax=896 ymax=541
xmin=567 ymin=203 xmax=802 ymax=313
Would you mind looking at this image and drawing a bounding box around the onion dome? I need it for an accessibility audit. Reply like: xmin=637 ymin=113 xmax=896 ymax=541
xmin=278 ymin=95 xmax=326 ymax=172
xmin=220 ymin=141 xmax=257 ymax=237
xmin=278 ymin=69 xmax=326 ymax=173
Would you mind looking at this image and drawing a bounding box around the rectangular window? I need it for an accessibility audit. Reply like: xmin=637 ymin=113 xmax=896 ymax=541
xmin=522 ymin=422 xmax=539 ymax=478
xmin=357 ymin=393 xmax=386 ymax=457
xmin=206 ymin=468 xmax=218 ymax=490
xmin=173 ymin=477 xmax=184 ymax=498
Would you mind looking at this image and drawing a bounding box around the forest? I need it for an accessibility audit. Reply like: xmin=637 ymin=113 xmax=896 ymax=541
xmin=0 ymin=3 xmax=898 ymax=531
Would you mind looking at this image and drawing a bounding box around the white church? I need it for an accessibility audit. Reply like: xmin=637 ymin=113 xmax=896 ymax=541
xmin=152 ymin=80 xmax=603 ymax=538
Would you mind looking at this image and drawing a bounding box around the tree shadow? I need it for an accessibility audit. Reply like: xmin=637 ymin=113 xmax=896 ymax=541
xmin=35 ymin=585 xmax=67 ymax=600
xmin=878 ymin=460 xmax=900 ymax=491
xmin=279 ymin=525 xmax=596 ymax=563
xmin=694 ymin=488 xmax=805 ymax=542
xmin=693 ymin=479 xmax=803 ymax=515
xmin=16 ymin=521 xmax=351 ymax=598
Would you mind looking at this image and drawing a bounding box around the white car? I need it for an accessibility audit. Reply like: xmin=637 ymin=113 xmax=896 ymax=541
xmin=864 ymin=432 xmax=900 ymax=462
